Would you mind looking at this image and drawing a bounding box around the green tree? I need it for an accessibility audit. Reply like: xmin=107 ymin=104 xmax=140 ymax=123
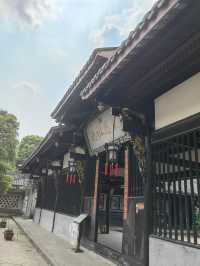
xmin=0 ymin=110 xmax=19 ymax=193
xmin=17 ymin=135 xmax=43 ymax=163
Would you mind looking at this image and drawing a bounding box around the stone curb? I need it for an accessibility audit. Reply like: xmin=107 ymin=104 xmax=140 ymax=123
xmin=13 ymin=217 xmax=56 ymax=266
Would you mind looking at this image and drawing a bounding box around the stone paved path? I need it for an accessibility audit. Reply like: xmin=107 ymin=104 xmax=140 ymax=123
xmin=14 ymin=217 xmax=116 ymax=266
xmin=0 ymin=218 xmax=49 ymax=266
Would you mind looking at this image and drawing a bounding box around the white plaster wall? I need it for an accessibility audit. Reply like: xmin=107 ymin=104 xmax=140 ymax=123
xmin=23 ymin=189 xmax=36 ymax=217
xmin=33 ymin=208 xmax=41 ymax=224
xmin=150 ymin=237 xmax=200 ymax=266
xmin=22 ymin=195 xmax=28 ymax=214
xmin=17 ymin=194 xmax=24 ymax=210
xmin=40 ymin=209 xmax=54 ymax=232
xmin=29 ymin=190 xmax=37 ymax=217
xmin=155 ymin=72 xmax=200 ymax=129
xmin=53 ymin=213 xmax=76 ymax=242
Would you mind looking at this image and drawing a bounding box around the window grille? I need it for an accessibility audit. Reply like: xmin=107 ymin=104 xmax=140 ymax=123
xmin=152 ymin=129 xmax=200 ymax=245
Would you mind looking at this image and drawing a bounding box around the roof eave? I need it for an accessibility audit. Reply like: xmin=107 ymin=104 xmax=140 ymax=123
xmin=51 ymin=47 xmax=117 ymax=120
xmin=80 ymin=0 xmax=188 ymax=101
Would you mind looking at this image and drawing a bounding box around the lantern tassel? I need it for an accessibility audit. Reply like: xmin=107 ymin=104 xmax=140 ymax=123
xmin=110 ymin=164 xmax=115 ymax=176
xmin=115 ymin=163 xmax=119 ymax=177
xmin=73 ymin=175 xmax=76 ymax=184
xmin=109 ymin=164 xmax=112 ymax=176
xmin=105 ymin=162 xmax=109 ymax=176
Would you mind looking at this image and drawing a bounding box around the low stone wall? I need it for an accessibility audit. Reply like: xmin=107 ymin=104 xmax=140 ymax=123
xmin=39 ymin=209 xmax=54 ymax=232
xmin=33 ymin=208 xmax=77 ymax=242
xmin=53 ymin=212 xmax=75 ymax=242
xmin=33 ymin=208 xmax=41 ymax=224
xmin=149 ymin=237 xmax=200 ymax=266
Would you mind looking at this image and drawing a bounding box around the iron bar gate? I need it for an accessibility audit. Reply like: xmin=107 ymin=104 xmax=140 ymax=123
xmin=152 ymin=128 xmax=200 ymax=246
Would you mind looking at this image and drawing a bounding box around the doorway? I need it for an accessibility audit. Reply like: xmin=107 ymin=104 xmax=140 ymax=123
xmin=97 ymin=148 xmax=124 ymax=253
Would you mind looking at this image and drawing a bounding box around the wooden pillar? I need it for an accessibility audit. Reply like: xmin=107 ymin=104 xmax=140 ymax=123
xmin=39 ymin=161 xmax=49 ymax=224
xmin=105 ymin=190 xmax=110 ymax=234
xmin=122 ymin=145 xmax=130 ymax=254
xmin=143 ymin=128 xmax=153 ymax=266
xmin=123 ymin=147 xmax=129 ymax=221
xmin=39 ymin=174 xmax=46 ymax=224
xmin=90 ymin=157 xmax=100 ymax=242
xmin=52 ymin=171 xmax=60 ymax=232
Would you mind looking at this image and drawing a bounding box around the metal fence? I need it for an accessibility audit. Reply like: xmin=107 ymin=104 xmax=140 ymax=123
xmin=152 ymin=128 xmax=200 ymax=245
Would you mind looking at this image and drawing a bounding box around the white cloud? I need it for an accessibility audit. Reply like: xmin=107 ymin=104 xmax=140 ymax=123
xmin=90 ymin=0 xmax=156 ymax=47
xmin=0 ymin=0 xmax=61 ymax=28
xmin=13 ymin=81 xmax=39 ymax=96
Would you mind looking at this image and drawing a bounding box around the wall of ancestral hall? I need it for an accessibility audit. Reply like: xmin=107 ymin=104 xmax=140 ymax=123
xmin=34 ymin=208 xmax=76 ymax=242
xmin=23 ymin=189 xmax=37 ymax=217
xmin=39 ymin=209 xmax=54 ymax=232
xmin=33 ymin=208 xmax=41 ymax=223
xmin=155 ymin=72 xmax=200 ymax=130
xmin=149 ymin=237 xmax=200 ymax=266
xmin=53 ymin=212 xmax=75 ymax=242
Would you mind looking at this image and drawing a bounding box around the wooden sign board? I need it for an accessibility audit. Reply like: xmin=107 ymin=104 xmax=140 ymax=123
xmin=85 ymin=108 xmax=130 ymax=155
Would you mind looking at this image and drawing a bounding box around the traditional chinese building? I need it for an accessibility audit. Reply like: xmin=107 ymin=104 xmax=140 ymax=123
xmin=22 ymin=1 xmax=200 ymax=266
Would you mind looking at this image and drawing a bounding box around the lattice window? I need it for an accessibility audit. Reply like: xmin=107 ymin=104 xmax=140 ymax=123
xmin=0 ymin=195 xmax=20 ymax=209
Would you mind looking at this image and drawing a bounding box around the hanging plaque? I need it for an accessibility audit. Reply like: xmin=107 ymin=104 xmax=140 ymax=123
xmin=85 ymin=108 xmax=130 ymax=155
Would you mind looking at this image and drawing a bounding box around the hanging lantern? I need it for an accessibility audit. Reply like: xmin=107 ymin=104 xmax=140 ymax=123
xmin=66 ymin=158 xmax=77 ymax=185
xmin=69 ymin=158 xmax=76 ymax=173
xmin=41 ymin=168 xmax=47 ymax=174
xmin=51 ymin=160 xmax=61 ymax=168
xmin=107 ymin=144 xmax=118 ymax=163
xmin=48 ymin=169 xmax=53 ymax=176
xmin=104 ymin=143 xmax=119 ymax=177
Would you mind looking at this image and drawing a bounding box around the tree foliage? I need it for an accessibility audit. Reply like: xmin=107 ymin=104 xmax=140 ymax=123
xmin=17 ymin=135 xmax=43 ymax=163
xmin=0 ymin=110 xmax=19 ymax=193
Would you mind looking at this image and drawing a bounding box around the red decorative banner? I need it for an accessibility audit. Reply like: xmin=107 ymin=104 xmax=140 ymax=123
xmin=65 ymin=175 xmax=76 ymax=185
xmin=123 ymin=148 xmax=129 ymax=220
xmin=104 ymin=163 xmax=119 ymax=177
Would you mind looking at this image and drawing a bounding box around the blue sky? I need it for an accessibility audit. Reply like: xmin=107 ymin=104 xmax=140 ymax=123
xmin=0 ymin=0 xmax=155 ymax=139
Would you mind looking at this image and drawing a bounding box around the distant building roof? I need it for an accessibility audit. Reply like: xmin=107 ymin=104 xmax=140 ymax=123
xmin=21 ymin=125 xmax=73 ymax=171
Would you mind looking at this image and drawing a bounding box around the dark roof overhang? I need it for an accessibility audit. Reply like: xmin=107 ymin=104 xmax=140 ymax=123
xmin=80 ymin=0 xmax=199 ymax=108
xmin=51 ymin=47 xmax=117 ymax=122
xmin=21 ymin=125 xmax=76 ymax=173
